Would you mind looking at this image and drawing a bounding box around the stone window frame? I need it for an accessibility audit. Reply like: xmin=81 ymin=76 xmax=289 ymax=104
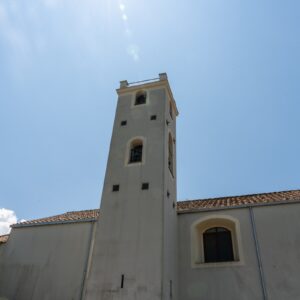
xmin=191 ymin=215 xmax=244 ymax=268
xmin=125 ymin=136 xmax=146 ymax=166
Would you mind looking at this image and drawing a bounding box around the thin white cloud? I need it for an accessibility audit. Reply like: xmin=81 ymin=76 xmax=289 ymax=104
xmin=1 ymin=0 xmax=141 ymax=68
xmin=0 ymin=1 xmax=32 ymax=67
xmin=0 ymin=2 xmax=7 ymax=24
xmin=0 ymin=208 xmax=17 ymax=235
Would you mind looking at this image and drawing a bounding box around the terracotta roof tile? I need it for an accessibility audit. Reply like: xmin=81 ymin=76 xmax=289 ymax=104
xmin=13 ymin=209 xmax=99 ymax=227
xmin=10 ymin=190 xmax=300 ymax=228
xmin=177 ymin=189 xmax=300 ymax=213
xmin=0 ymin=234 xmax=9 ymax=244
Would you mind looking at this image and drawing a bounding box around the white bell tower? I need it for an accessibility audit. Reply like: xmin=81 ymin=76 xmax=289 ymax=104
xmin=84 ymin=73 xmax=179 ymax=300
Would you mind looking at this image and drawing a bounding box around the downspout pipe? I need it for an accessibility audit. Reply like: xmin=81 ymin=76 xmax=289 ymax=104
xmin=249 ymin=207 xmax=268 ymax=300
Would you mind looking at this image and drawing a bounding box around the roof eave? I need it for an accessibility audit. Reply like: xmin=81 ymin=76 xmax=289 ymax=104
xmin=177 ymin=198 xmax=300 ymax=214
xmin=11 ymin=217 xmax=98 ymax=229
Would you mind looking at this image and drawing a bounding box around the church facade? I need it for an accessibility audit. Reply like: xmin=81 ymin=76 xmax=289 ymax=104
xmin=1 ymin=74 xmax=300 ymax=300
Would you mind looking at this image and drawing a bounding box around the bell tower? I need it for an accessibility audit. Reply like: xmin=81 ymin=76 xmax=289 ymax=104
xmin=84 ymin=73 xmax=179 ymax=300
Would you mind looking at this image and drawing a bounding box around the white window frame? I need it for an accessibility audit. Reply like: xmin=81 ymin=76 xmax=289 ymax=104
xmin=191 ymin=215 xmax=244 ymax=268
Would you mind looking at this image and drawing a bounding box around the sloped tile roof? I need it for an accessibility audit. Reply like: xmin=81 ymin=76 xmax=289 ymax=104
xmin=13 ymin=209 xmax=100 ymax=228
xmin=0 ymin=234 xmax=9 ymax=244
xmin=9 ymin=190 xmax=300 ymax=230
xmin=177 ymin=189 xmax=300 ymax=213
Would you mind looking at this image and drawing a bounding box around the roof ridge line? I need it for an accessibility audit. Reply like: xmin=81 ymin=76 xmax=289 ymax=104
xmin=66 ymin=208 xmax=99 ymax=214
xmin=179 ymin=189 xmax=300 ymax=203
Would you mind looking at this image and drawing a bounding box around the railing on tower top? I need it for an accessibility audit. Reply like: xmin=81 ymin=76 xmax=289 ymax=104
xmin=119 ymin=73 xmax=168 ymax=88
xmin=128 ymin=77 xmax=160 ymax=86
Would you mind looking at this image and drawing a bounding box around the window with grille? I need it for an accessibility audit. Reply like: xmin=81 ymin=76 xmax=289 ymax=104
xmin=203 ymin=227 xmax=234 ymax=263
xmin=129 ymin=140 xmax=143 ymax=163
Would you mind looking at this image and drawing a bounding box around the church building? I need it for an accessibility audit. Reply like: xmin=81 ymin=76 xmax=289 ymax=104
xmin=1 ymin=73 xmax=300 ymax=300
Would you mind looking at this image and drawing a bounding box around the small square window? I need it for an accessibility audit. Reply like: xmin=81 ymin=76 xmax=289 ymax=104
xmin=112 ymin=185 xmax=119 ymax=192
xmin=141 ymin=183 xmax=149 ymax=190
xmin=121 ymin=120 xmax=127 ymax=126
xmin=150 ymin=115 xmax=157 ymax=120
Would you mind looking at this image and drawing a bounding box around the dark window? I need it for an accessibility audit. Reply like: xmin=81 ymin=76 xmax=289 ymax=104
xmin=203 ymin=227 xmax=234 ymax=263
xmin=112 ymin=185 xmax=119 ymax=192
xmin=135 ymin=91 xmax=146 ymax=105
xmin=169 ymin=102 xmax=173 ymax=119
xmin=121 ymin=274 xmax=124 ymax=288
xmin=168 ymin=133 xmax=174 ymax=175
xmin=121 ymin=120 xmax=127 ymax=126
xmin=150 ymin=115 xmax=157 ymax=120
xmin=129 ymin=143 xmax=143 ymax=163
xmin=141 ymin=183 xmax=149 ymax=190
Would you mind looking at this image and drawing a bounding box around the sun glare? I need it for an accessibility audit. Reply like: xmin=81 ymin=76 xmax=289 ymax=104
xmin=119 ymin=3 xmax=125 ymax=11
xmin=117 ymin=1 xmax=141 ymax=63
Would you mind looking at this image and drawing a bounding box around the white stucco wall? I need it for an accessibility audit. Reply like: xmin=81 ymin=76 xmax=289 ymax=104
xmin=0 ymin=221 xmax=94 ymax=300
xmin=1 ymin=202 xmax=299 ymax=300
xmin=0 ymin=243 xmax=6 ymax=260
xmin=253 ymin=203 xmax=300 ymax=300
xmin=162 ymin=93 xmax=178 ymax=300
xmin=177 ymin=202 xmax=300 ymax=300
xmin=178 ymin=208 xmax=263 ymax=300
xmin=84 ymin=80 xmax=178 ymax=300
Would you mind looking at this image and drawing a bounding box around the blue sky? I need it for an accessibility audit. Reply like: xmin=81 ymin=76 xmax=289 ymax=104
xmin=0 ymin=0 xmax=299 ymax=226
